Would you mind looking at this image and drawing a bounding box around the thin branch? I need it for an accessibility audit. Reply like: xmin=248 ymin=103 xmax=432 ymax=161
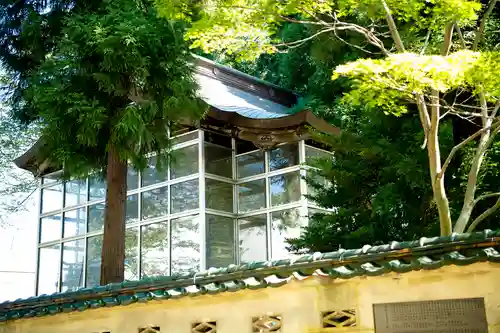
xmin=332 ymin=29 xmax=378 ymax=55
xmin=490 ymin=100 xmax=500 ymax=119
xmin=454 ymin=24 xmax=467 ymax=49
xmin=466 ymin=196 xmax=500 ymax=232
xmin=274 ymin=27 xmax=337 ymax=48
xmin=420 ymin=27 xmax=432 ymax=55
xmin=474 ymin=192 xmax=500 ymax=205
xmin=473 ymin=0 xmax=499 ymax=50
xmin=277 ymin=15 xmax=326 ymax=26
xmin=438 ymin=120 xmax=500 ymax=179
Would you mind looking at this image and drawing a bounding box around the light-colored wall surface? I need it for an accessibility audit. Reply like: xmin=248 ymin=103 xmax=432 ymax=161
xmin=1 ymin=262 xmax=499 ymax=333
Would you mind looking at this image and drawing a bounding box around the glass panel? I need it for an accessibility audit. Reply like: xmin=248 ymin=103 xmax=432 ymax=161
xmin=237 ymin=151 xmax=265 ymax=179
xmin=61 ymin=239 xmax=85 ymax=292
xmin=89 ymin=174 xmax=106 ymax=202
xmin=171 ymin=145 xmax=199 ymax=179
xmin=142 ymin=155 xmax=168 ymax=187
xmin=125 ymin=228 xmax=139 ymax=280
xmin=88 ymin=203 xmax=105 ymax=232
xmin=141 ymin=186 xmax=168 ymax=220
xmin=40 ymin=214 xmax=62 ymax=243
xmin=270 ymin=172 xmax=301 ymax=206
xmin=269 ymin=144 xmax=299 ymax=171
xmin=206 ymin=215 xmax=235 ymax=268
xmin=205 ymin=144 xmax=232 ymax=178
xmin=41 ymin=184 xmax=63 ymax=213
xmin=127 ymin=166 xmax=139 ymax=191
xmin=37 ymin=244 xmax=61 ymax=295
xmin=235 ymin=139 xmax=257 ymax=155
xmin=171 ymin=215 xmax=200 ymax=274
xmin=305 ymin=145 xmax=332 ymax=161
xmin=63 ymin=207 xmax=86 ymax=238
xmin=171 ymin=179 xmax=199 ymax=214
xmin=126 ymin=194 xmax=139 ymax=224
xmin=238 ymin=214 xmax=267 ymax=263
xmin=206 ymin=179 xmax=233 ymax=213
xmin=307 ymin=171 xmax=329 ymax=199
xmin=271 ymin=208 xmax=306 ymax=259
xmin=42 ymin=172 xmax=60 ymax=185
xmin=64 ymin=179 xmax=87 ymax=207
xmin=86 ymin=235 xmax=102 ymax=287
xmin=238 ymin=179 xmax=266 ymax=213
xmin=172 ymin=130 xmax=199 ymax=145
xmin=205 ymin=131 xmax=232 ymax=148
xmin=141 ymin=222 xmax=169 ymax=278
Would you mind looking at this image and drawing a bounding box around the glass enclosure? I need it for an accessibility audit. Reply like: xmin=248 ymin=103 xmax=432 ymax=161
xmin=36 ymin=129 xmax=333 ymax=294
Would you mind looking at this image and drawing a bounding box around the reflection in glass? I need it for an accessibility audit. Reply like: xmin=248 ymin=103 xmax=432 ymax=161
xmin=171 ymin=130 xmax=198 ymax=145
xmin=305 ymin=145 xmax=332 ymax=162
xmin=238 ymin=214 xmax=267 ymax=262
xmin=206 ymin=215 xmax=235 ymax=268
xmin=238 ymin=179 xmax=266 ymax=213
xmin=88 ymin=203 xmax=105 ymax=232
xmin=38 ymin=245 xmax=61 ymax=295
xmin=269 ymin=144 xmax=299 ymax=171
xmin=142 ymin=155 xmax=168 ymax=187
xmin=237 ymin=151 xmax=265 ymax=179
xmin=270 ymin=172 xmax=301 ymax=206
xmin=171 ymin=215 xmax=200 ymax=274
xmin=42 ymin=173 xmax=60 ymax=185
xmin=126 ymin=194 xmax=139 ymax=224
xmin=41 ymin=184 xmax=63 ymax=213
xmin=206 ymin=179 xmax=233 ymax=213
xmin=205 ymin=144 xmax=232 ymax=178
xmin=125 ymin=228 xmax=139 ymax=280
xmin=141 ymin=186 xmax=168 ymax=220
xmin=64 ymin=179 xmax=87 ymax=207
xmin=63 ymin=208 xmax=86 ymax=238
xmin=86 ymin=235 xmax=102 ymax=287
xmin=89 ymin=174 xmax=106 ymax=202
xmin=171 ymin=180 xmax=199 ymax=213
xmin=271 ymin=209 xmax=305 ymax=259
xmin=307 ymin=171 xmax=329 ymax=199
xmin=127 ymin=166 xmax=139 ymax=191
xmin=141 ymin=222 xmax=169 ymax=278
xmin=40 ymin=214 xmax=62 ymax=243
xmin=171 ymin=145 xmax=198 ymax=179
xmin=61 ymin=240 xmax=85 ymax=292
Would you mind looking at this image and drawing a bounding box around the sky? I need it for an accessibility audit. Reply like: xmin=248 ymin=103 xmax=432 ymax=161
xmin=0 ymin=189 xmax=38 ymax=302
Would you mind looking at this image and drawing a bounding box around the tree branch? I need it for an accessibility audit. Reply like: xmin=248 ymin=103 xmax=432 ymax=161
xmin=439 ymin=119 xmax=500 ymax=180
xmin=473 ymin=0 xmax=498 ymax=50
xmin=420 ymin=27 xmax=432 ymax=55
xmin=454 ymin=24 xmax=467 ymax=49
xmin=474 ymin=192 xmax=500 ymax=205
xmin=466 ymin=196 xmax=500 ymax=232
xmin=381 ymin=0 xmax=405 ymax=52
xmin=442 ymin=22 xmax=455 ymax=56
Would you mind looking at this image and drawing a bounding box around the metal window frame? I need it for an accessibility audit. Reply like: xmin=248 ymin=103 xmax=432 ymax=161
xmin=35 ymin=131 xmax=335 ymax=294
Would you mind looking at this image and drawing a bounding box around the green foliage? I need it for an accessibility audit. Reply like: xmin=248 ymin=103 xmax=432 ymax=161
xmin=14 ymin=0 xmax=206 ymax=178
xmin=199 ymin=1 xmax=500 ymax=251
xmin=333 ymin=50 xmax=500 ymax=115
xmin=156 ymin=0 xmax=482 ymax=61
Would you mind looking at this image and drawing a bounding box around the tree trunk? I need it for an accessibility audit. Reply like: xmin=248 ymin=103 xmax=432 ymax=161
xmin=100 ymin=142 xmax=127 ymax=285
xmin=427 ymin=92 xmax=453 ymax=236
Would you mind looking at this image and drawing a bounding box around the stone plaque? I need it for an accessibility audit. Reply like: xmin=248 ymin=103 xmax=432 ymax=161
xmin=373 ymin=298 xmax=488 ymax=333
